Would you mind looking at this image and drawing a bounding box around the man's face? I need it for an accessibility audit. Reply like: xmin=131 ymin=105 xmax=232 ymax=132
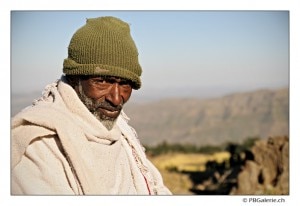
xmin=74 ymin=75 xmax=133 ymax=129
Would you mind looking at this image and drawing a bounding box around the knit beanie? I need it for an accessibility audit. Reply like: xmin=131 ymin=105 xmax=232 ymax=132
xmin=63 ymin=16 xmax=142 ymax=89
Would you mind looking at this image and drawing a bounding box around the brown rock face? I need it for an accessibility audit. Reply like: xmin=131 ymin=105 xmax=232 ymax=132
xmin=230 ymin=136 xmax=289 ymax=195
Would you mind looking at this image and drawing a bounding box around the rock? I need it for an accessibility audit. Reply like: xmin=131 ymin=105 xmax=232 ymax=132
xmin=231 ymin=136 xmax=289 ymax=195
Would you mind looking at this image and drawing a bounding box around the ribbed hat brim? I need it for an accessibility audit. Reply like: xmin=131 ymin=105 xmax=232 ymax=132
xmin=63 ymin=58 xmax=141 ymax=89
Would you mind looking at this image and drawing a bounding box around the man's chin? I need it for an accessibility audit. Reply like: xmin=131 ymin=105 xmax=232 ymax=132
xmin=92 ymin=112 xmax=117 ymax=130
xmin=100 ymin=119 xmax=116 ymax=130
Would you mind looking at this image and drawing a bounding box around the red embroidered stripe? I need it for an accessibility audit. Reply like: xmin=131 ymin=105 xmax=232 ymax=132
xmin=143 ymin=174 xmax=152 ymax=195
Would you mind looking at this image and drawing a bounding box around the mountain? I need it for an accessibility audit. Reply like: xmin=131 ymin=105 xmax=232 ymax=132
xmin=11 ymin=87 xmax=289 ymax=147
xmin=11 ymin=92 xmax=41 ymax=117
xmin=123 ymin=87 xmax=289 ymax=147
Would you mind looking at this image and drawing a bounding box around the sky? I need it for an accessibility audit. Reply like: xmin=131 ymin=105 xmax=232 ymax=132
xmin=11 ymin=10 xmax=289 ymax=100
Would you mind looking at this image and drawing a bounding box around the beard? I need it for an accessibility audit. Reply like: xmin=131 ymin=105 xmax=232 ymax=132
xmin=77 ymin=81 xmax=122 ymax=130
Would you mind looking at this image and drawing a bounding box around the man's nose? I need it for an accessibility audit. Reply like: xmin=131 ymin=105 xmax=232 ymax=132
xmin=106 ymin=83 xmax=123 ymax=106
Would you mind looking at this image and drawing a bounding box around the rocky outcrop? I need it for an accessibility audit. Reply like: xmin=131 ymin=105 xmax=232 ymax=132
xmin=230 ymin=136 xmax=289 ymax=195
xmin=181 ymin=136 xmax=289 ymax=195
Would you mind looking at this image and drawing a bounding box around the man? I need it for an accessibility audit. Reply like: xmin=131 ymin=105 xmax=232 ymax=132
xmin=11 ymin=16 xmax=172 ymax=195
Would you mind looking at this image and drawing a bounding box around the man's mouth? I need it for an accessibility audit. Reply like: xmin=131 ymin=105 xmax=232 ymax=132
xmin=97 ymin=106 xmax=121 ymax=118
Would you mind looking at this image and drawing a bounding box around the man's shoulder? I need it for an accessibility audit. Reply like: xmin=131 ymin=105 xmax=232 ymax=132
xmin=11 ymin=100 xmax=73 ymax=132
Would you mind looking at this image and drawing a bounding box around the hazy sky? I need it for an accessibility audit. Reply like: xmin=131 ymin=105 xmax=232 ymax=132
xmin=11 ymin=11 xmax=289 ymax=100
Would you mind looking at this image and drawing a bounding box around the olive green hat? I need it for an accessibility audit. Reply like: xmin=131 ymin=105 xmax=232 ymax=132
xmin=63 ymin=16 xmax=142 ymax=89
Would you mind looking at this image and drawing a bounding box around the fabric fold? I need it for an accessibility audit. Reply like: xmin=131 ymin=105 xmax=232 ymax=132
xmin=11 ymin=77 xmax=171 ymax=195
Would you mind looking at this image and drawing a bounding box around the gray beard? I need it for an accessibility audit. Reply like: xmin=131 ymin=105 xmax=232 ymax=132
xmin=77 ymin=81 xmax=116 ymax=130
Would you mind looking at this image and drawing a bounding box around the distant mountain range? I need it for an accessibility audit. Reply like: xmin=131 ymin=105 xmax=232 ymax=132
xmin=11 ymin=87 xmax=289 ymax=147
xmin=123 ymin=87 xmax=289 ymax=147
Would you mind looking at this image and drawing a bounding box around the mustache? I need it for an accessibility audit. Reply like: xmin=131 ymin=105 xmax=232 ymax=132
xmin=95 ymin=101 xmax=123 ymax=112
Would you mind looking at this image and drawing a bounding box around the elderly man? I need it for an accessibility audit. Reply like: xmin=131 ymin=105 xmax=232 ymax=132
xmin=11 ymin=16 xmax=172 ymax=195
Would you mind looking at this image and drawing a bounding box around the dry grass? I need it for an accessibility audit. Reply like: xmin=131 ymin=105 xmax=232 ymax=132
xmin=148 ymin=152 xmax=231 ymax=194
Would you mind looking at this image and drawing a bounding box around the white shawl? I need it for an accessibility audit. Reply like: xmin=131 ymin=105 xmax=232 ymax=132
xmin=11 ymin=76 xmax=171 ymax=195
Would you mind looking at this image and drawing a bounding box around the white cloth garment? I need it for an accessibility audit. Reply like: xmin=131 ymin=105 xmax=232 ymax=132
xmin=11 ymin=76 xmax=172 ymax=195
